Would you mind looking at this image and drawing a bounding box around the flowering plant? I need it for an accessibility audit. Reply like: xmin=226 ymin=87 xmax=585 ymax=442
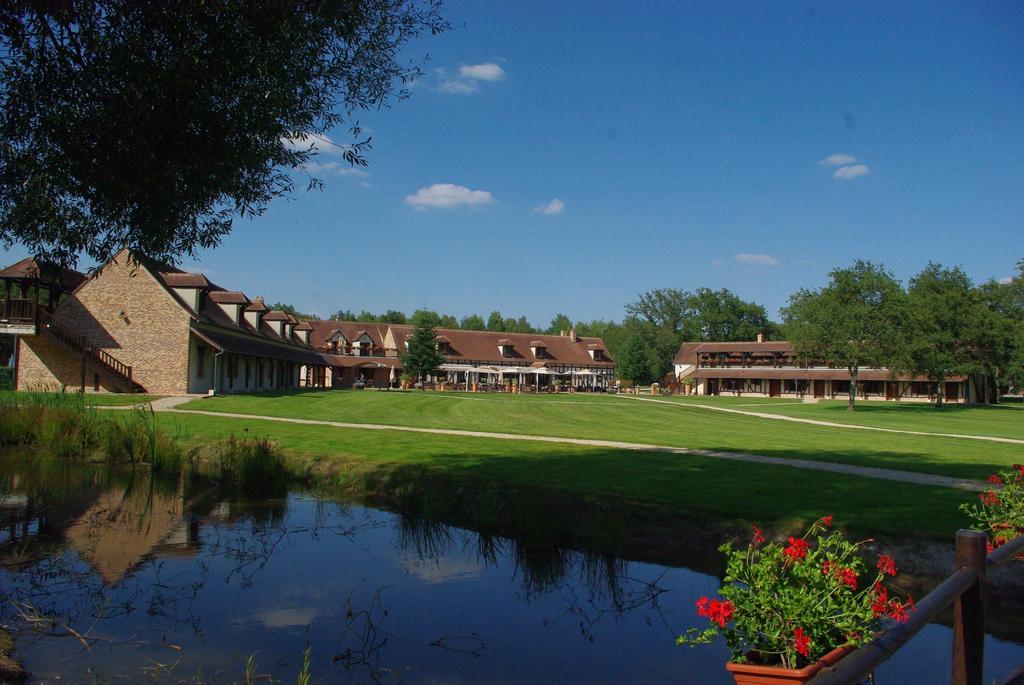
xmin=961 ymin=464 xmax=1024 ymax=555
xmin=677 ymin=516 xmax=914 ymax=670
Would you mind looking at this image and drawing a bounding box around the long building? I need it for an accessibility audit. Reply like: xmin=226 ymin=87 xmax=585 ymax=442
xmin=303 ymin=320 xmax=615 ymax=389
xmin=0 ymin=252 xmax=615 ymax=394
xmin=672 ymin=334 xmax=976 ymax=403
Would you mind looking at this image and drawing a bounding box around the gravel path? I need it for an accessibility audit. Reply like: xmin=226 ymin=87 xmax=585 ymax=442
xmin=161 ymin=403 xmax=988 ymax=492
xmin=616 ymin=395 xmax=1024 ymax=445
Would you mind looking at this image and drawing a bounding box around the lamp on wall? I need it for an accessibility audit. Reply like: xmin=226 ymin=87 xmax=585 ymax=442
xmin=118 ymin=309 xmax=130 ymax=324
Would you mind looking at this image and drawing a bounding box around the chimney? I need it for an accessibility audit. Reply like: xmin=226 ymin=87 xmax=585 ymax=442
xmin=756 ymin=331 xmax=765 ymax=343
xmin=570 ymin=328 xmax=579 ymax=343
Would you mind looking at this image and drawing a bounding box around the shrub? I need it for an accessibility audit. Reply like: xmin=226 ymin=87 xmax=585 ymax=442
xmin=212 ymin=432 xmax=288 ymax=493
xmin=0 ymin=367 xmax=13 ymax=391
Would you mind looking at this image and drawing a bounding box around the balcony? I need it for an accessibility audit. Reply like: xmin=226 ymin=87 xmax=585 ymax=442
xmin=0 ymin=299 xmax=39 ymax=334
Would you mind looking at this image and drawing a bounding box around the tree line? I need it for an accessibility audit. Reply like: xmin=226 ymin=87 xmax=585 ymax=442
xmin=784 ymin=260 xmax=1024 ymax=409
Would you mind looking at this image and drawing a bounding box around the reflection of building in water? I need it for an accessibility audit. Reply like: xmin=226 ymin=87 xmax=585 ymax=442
xmin=64 ymin=479 xmax=198 ymax=585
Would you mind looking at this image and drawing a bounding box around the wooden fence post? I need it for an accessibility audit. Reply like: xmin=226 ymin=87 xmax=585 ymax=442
xmin=952 ymin=529 xmax=987 ymax=685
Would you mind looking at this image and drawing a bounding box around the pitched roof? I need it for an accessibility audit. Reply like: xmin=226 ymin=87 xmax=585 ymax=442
xmin=0 ymin=257 xmax=87 ymax=290
xmin=263 ymin=310 xmax=291 ymax=321
xmin=690 ymin=368 xmax=966 ymax=382
xmin=674 ymin=340 xmax=794 ymax=364
xmin=159 ymin=272 xmax=211 ymax=288
xmin=244 ymin=298 xmax=269 ymax=312
xmin=208 ymin=291 xmax=250 ymax=305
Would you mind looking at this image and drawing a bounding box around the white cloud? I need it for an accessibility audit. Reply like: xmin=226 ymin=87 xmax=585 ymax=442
xmin=435 ymin=62 xmax=506 ymax=95
xmin=998 ymin=276 xmax=1014 ymax=285
xmin=734 ymin=253 xmax=780 ymax=266
xmin=459 ymin=63 xmax=505 ymax=82
xmin=304 ymin=161 xmax=368 ymax=177
xmin=533 ymin=198 xmax=565 ymax=215
xmin=833 ymin=164 xmax=870 ymax=180
xmin=819 ymin=153 xmax=857 ymax=166
xmin=405 ymin=183 xmax=494 ymax=210
xmin=436 ymin=79 xmax=479 ymax=95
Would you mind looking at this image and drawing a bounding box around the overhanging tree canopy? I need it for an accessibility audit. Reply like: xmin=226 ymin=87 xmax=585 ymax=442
xmin=0 ymin=0 xmax=447 ymax=267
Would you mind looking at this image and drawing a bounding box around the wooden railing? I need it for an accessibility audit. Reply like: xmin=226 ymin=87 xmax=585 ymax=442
xmin=808 ymin=531 xmax=1024 ymax=685
xmin=37 ymin=310 xmax=135 ymax=388
xmin=1 ymin=298 xmax=36 ymax=323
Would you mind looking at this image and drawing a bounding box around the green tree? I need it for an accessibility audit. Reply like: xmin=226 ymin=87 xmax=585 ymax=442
xmin=411 ymin=309 xmax=441 ymax=328
xmin=782 ymin=261 xmax=907 ymax=411
xmin=976 ymin=272 xmax=1024 ymax=402
xmin=0 ymin=1 xmax=447 ymax=266
xmin=625 ymin=288 xmax=697 ymax=380
xmin=486 ymin=311 xmax=504 ymax=332
xmin=330 ymin=309 xmax=357 ymax=321
xmin=267 ymin=302 xmax=315 ymax=320
xmin=379 ymin=309 xmax=408 ymax=324
xmin=460 ymin=314 xmax=485 ymax=330
xmin=546 ymin=313 xmax=573 ymax=335
xmin=438 ymin=314 xmax=459 ymax=329
xmin=690 ymin=288 xmax=772 ymax=341
xmin=617 ymin=333 xmax=652 ymax=386
xmin=357 ymin=310 xmax=378 ymax=322
xmin=399 ymin=320 xmax=443 ymax=389
xmin=904 ymin=263 xmax=981 ymax=407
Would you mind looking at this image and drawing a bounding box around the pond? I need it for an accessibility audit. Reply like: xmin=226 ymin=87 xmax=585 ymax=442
xmin=0 ymin=454 xmax=1022 ymax=684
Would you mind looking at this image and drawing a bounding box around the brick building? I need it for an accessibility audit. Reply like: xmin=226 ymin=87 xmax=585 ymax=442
xmin=1 ymin=250 xmax=327 ymax=395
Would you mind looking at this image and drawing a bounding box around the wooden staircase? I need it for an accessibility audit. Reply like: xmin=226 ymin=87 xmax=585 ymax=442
xmin=38 ymin=310 xmax=146 ymax=393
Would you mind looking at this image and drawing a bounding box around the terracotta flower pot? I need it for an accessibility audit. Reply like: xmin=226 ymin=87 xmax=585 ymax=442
xmin=725 ymin=645 xmax=854 ymax=685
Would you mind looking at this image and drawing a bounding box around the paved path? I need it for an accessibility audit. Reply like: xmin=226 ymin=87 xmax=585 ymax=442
xmin=616 ymin=395 xmax=1024 ymax=445
xmin=161 ymin=404 xmax=988 ymax=492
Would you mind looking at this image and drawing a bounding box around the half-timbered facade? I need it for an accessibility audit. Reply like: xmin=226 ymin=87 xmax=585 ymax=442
xmin=673 ymin=335 xmax=976 ymax=403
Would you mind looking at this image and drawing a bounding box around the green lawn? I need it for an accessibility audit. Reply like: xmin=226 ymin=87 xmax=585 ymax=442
xmin=83 ymin=394 xmax=164 ymax=406
xmin=716 ymin=398 xmax=1024 ymax=440
xmin=176 ymin=390 xmax=1022 ymax=481
xmin=157 ymin=411 xmax=973 ymax=539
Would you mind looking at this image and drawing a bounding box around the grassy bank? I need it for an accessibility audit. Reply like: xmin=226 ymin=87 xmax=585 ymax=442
xmin=176 ymin=391 xmax=1022 ymax=481
xmin=156 ymin=411 xmax=974 ymax=539
xmin=83 ymin=393 xmax=164 ymax=407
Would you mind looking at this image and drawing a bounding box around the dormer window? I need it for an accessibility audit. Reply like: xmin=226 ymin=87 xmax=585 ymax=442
xmin=498 ymin=339 xmax=514 ymax=357
xmin=353 ymin=331 xmax=373 ymax=356
xmin=587 ymin=343 xmax=606 ymax=361
xmin=435 ymin=334 xmax=450 ymax=354
xmin=530 ymin=340 xmax=546 ymax=359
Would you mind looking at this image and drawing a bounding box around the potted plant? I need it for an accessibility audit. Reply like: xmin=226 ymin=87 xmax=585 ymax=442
xmin=678 ymin=516 xmax=914 ymax=684
xmin=961 ymin=464 xmax=1024 ymax=557
xmin=399 ymin=372 xmax=413 ymax=390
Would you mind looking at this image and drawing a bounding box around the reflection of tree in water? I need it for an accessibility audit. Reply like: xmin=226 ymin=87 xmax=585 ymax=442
xmin=396 ymin=512 xmax=671 ymax=644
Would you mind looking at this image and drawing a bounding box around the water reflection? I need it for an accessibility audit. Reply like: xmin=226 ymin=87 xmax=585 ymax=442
xmin=0 ymin=453 xmax=1021 ymax=684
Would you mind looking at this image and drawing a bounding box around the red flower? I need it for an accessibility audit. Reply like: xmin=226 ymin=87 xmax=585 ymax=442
xmin=980 ymin=490 xmax=1000 ymax=507
xmin=987 ymin=474 xmax=1003 ymax=485
xmin=1013 ymin=464 xmax=1023 ymax=474
xmin=822 ymin=515 xmax=833 ymax=528
xmin=696 ymin=596 xmax=710 ymax=617
xmin=752 ymin=526 xmax=765 ymax=545
xmin=876 ymin=554 xmax=897 ymax=576
xmin=709 ymin=599 xmax=735 ymax=627
xmin=783 ymin=537 xmax=809 ymax=561
xmin=821 ymin=559 xmax=834 ymax=576
xmin=793 ymin=627 xmax=811 ymax=657
xmin=888 ymin=599 xmax=911 ymax=624
xmin=696 ymin=597 xmax=734 ymax=627
xmin=871 ymin=583 xmax=890 ymax=617
xmin=838 ymin=567 xmax=859 ymax=590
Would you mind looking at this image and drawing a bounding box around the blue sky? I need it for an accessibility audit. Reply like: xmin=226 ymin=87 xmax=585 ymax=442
xmin=5 ymin=1 xmax=1023 ymax=325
